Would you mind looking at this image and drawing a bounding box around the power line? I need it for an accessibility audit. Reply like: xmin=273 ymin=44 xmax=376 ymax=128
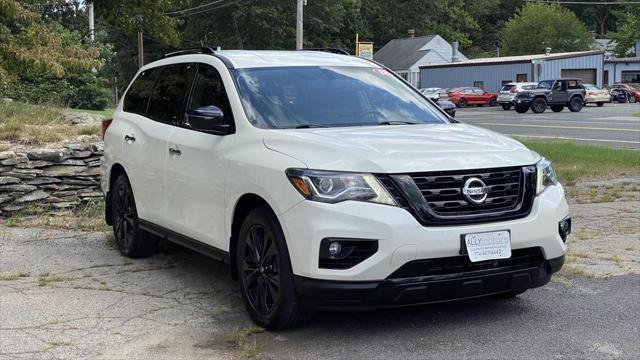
xmin=523 ymin=0 xmax=640 ymax=4
xmin=175 ymin=0 xmax=248 ymax=18
xmin=164 ymin=0 xmax=227 ymax=16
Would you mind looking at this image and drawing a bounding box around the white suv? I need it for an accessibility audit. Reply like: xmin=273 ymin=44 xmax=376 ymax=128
xmin=497 ymin=82 xmax=539 ymax=110
xmin=101 ymin=49 xmax=570 ymax=329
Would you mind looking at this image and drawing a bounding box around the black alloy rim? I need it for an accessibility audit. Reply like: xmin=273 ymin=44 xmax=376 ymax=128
xmin=113 ymin=183 xmax=135 ymax=249
xmin=534 ymin=100 xmax=545 ymax=112
xmin=241 ymin=225 xmax=280 ymax=315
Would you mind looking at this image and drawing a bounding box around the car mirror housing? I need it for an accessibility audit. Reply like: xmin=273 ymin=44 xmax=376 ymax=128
xmin=185 ymin=105 xmax=233 ymax=135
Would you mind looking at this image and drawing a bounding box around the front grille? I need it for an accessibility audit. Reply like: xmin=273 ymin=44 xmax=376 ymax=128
xmin=387 ymin=247 xmax=544 ymax=279
xmin=412 ymin=167 xmax=522 ymax=215
xmin=377 ymin=165 xmax=536 ymax=225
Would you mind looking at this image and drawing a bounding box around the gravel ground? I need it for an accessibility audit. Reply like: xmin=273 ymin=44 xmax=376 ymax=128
xmin=1 ymin=179 xmax=639 ymax=359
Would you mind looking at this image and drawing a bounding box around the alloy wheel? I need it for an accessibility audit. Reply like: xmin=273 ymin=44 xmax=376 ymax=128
xmin=241 ymin=225 xmax=280 ymax=315
xmin=113 ymin=182 xmax=135 ymax=249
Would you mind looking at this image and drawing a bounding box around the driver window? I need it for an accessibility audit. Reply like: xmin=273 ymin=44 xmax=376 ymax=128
xmin=553 ymin=81 xmax=564 ymax=91
xmin=189 ymin=64 xmax=234 ymax=124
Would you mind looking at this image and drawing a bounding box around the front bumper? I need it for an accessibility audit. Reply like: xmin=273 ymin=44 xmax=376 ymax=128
xmin=295 ymin=254 xmax=564 ymax=310
xmin=515 ymin=98 xmax=533 ymax=106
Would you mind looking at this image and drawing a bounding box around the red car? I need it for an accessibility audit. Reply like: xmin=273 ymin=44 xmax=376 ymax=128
xmin=448 ymin=87 xmax=498 ymax=108
xmin=609 ymin=83 xmax=640 ymax=103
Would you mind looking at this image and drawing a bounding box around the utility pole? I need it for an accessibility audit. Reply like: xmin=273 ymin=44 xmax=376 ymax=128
xmin=296 ymin=0 xmax=304 ymax=50
xmin=87 ymin=1 xmax=95 ymax=41
xmin=138 ymin=31 xmax=144 ymax=68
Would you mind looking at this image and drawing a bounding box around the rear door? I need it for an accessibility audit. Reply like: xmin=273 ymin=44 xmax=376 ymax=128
xmin=164 ymin=62 xmax=236 ymax=249
xmin=120 ymin=63 xmax=194 ymax=226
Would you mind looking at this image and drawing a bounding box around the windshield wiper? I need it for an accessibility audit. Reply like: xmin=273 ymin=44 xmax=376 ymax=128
xmin=292 ymin=124 xmax=329 ymax=129
xmin=377 ymin=120 xmax=420 ymax=125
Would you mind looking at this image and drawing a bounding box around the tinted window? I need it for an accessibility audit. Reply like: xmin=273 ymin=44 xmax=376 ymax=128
xmin=147 ymin=64 xmax=194 ymax=124
xmin=123 ymin=69 xmax=159 ymax=114
xmin=501 ymin=85 xmax=515 ymax=92
xmin=538 ymin=80 xmax=554 ymax=89
xmin=234 ymin=66 xmax=448 ymax=129
xmin=188 ymin=65 xmax=234 ymax=124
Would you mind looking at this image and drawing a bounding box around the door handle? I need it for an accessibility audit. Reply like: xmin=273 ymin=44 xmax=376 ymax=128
xmin=124 ymin=134 xmax=136 ymax=143
xmin=168 ymin=147 xmax=181 ymax=156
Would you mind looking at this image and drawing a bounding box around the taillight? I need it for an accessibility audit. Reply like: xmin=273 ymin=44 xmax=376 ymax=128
xmin=101 ymin=118 xmax=113 ymax=140
xmin=510 ymin=88 xmax=517 ymax=93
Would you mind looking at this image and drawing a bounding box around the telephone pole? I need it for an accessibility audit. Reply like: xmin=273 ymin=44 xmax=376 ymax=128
xmin=296 ymin=0 xmax=304 ymax=50
xmin=87 ymin=1 xmax=95 ymax=41
xmin=137 ymin=31 xmax=144 ymax=68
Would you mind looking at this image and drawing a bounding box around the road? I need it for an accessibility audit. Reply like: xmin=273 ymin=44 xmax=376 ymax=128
xmin=456 ymin=103 xmax=640 ymax=148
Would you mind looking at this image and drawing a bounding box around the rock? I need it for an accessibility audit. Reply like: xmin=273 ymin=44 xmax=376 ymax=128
xmin=71 ymin=150 xmax=92 ymax=159
xmin=86 ymin=160 xmax=101 ymax=167
xmin=27 ymin=149 xmax=70 ymax=162
xmin=25 ymin=177 xmax=62 ymax=185
xmin=52 ymin=190 xmax=79 ymax=197
xmin=52 ymin=202 xmax=78 ymax=209
xmin=0 ymin=166 xmax=12 ymax=173
xmin=91 ymin=143 xmax=104 ymax=153
xmin=0 ymin=151 xmax=15 ymax=160
xmin=14 ymin=160 xmax=51 ymax=169
xmin=66 ymin=144 xmax=89 ymax=151
xmin=8 ymin=168 xmax=43 ymax=175
xmin=2 ymin=204 xmax=24 ymax=212
xmin=0 ymin=184 xmax=37 ymax=192
xmin=1 ymin=153 xmax=28 ymax=166
xmin=61 ymin=178 xmax=96 ymax=186
xmin=65 ymin=113 xmax=104 ymax=127
xmin=15 ymin=190 xmax=49 ymax=203
xmin=0 ymin=195 xmax=13 ymax=204
xmin=0 ymin=172 xmax=36 ymax=180
xmin=58 ymin=159 xmax=87 ymax=166
xmin=42 ymin=165 xmax=89 ymax=177
xmin=0 ymin=176 xmax=20 ymax=185
xmin=80 ymin=191 xmax=103 ymax=198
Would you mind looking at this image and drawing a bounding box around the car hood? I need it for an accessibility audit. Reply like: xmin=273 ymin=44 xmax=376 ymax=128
xmin=263 ymin=123 xmax=540 ymax=173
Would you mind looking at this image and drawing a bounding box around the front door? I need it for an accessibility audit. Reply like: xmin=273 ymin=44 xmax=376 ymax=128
xmin=552 ymin=81 xmax=569 ymax=103
xmin=165 ymin=63 xmax=235 ymax=249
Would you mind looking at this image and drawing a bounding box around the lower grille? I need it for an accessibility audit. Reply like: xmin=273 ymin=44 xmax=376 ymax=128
xmin=387 ymin=247 xmax=544 ymax=279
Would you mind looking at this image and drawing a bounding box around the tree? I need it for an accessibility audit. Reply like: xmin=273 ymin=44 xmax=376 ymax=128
xmin=0 ymin=0 xmax=101 ymax=87
xmin=608 ymin=5 xmax=640 ymax=57
xmin=465 ymin=0 xmax=521 ymax=57
xmin=499 ymin=3 xmax=593 ymax=56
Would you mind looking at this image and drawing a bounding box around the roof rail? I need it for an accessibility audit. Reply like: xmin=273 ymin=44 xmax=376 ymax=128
xmin=163 ymin=47 xmax=215 ymax=58
xmin=303 ymin=48 xmax=351 ymax=55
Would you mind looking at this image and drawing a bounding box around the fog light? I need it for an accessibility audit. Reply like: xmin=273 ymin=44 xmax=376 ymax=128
xmin=559 ymin=217 xmax=572 ymax=242
xmin=328 ymin=242 xmax=342 ymax=256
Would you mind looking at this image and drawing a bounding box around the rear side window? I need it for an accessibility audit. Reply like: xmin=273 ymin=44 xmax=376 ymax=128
xmin=147 ymin=64 xmax=194 ymax=124
xmin=188 ymin=64 xmax=234 ymax=124
xmin=123 ymin=69 xmax=159 ymax=114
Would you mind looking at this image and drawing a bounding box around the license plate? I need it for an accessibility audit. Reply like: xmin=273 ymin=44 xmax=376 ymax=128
xmin=463 ymin=231 xmax=511 ymax=262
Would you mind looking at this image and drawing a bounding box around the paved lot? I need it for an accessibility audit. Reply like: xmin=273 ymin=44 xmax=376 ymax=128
xmin=456 ymin=103 xmax=640 ymax=148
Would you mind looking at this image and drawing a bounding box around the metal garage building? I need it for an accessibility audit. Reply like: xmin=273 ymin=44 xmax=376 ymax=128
xmin=604 ymin=57 xmax=640 ymax=85
xmin=419 ymin=50 xmax=605 ymax=93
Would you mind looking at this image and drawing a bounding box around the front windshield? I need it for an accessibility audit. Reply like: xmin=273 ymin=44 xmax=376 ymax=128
xmin=537 ymin=80 xmax=553 ymax=89
xmin=233 ymin=66 xmax=449 ymax=129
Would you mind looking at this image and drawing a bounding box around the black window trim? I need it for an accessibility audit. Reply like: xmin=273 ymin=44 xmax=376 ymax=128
xmin=145 ymin=62 xmax=196 ymax=126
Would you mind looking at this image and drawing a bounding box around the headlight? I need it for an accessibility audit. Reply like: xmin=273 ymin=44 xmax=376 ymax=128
xmin=536 ymin=158 xmax=558 ymax=195
xmin=286 ymin=169 xmax=397 ymax=206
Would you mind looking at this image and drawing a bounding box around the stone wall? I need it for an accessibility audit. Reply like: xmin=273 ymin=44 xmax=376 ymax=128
xmin=0 ymin=143 xmax=104 ymax=216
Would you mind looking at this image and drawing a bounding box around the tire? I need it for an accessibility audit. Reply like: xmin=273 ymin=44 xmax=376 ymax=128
xmin=629 ymin=95 xmax=637 ymax=104
xmin=596 ymin=102 xmax=604 ymax=107
xmin=515 ymin=105 xmax=529 ymax=114
xmin=568 ymin=97 xmax=584 ymax=112
xmin=489 ymin=98 xmax=498 ymax=107
xmin=111 ymin=174 xmax=158 ymax=258
xmin=531 ymin=98 xmax=547 ymax=113
xmin=237 ymin=206 xmax=303 ymax=330
xmin=501 ymin=104 xmax=512 ymax=110
xmin=550 ymin=105 xmax=564 ymax=112
xmin=457 ymin=98 xmax=467 ymax=108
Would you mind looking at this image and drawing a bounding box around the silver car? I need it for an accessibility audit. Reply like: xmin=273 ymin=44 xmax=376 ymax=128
xmin=497 ymin=82 xmax=538 ymax=110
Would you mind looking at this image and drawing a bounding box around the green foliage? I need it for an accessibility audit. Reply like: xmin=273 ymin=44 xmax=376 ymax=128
xmin=499 ymin=3 xmax=593 ymax=56
xmin=608 ymin=5 xmax=640 ymax=57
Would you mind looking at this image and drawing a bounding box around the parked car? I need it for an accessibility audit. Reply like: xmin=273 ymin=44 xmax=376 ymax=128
xmin=420 ymin=88 xmax=456 ymax=117
xmin=102 ymin=49 xmax=569 ymax=329
xmin=609 ymin=83 xmax=640 ymax=103
xmin=514 ymin=79 xmax=586 ymax=113
xmin=583 ymin=84 xmax=611 ymax=106
xmin=447 ymin=87 xmax=498 ymax=108
xmin=497 ymin=82 xmax=538 ymax=110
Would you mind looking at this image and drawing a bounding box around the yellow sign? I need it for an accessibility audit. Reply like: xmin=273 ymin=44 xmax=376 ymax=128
xmin=358 ymin=42 xmax=373 ymax=60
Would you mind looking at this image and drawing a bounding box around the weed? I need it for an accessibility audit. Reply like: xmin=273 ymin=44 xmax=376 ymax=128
xmin=38 ymin=274 xmax=70 ymax=287
xmin=227 ymin=326 xmax=264 ymax=359
xmin=562 ymin=265 xmax=592 ymax=278
xmin=0 ymin=272 xmax=30 ymax=281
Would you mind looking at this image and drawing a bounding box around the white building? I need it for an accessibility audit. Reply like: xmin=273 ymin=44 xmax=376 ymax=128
xmin=373 ymin=35 xmax=467 ymax=88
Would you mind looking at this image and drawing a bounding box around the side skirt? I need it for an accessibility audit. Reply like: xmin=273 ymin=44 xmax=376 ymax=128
xmin=138 ymin=219 xmax=230 ymax=263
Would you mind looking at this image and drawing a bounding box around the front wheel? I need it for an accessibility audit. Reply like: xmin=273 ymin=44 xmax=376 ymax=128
xmin=501 ymin=104 xmax=512 ymax=110
xmin=629 ymin=95 xmax=637 ymax=103
xmin=568 ymin=97 xmax=584 ymax=112
xmin=531 ymin=98 xmax=547 ymax=113
xmin=457 ymin=98 xmax=467 ymax=108
xmin=237 ymin=206 xmax=303 ymax=330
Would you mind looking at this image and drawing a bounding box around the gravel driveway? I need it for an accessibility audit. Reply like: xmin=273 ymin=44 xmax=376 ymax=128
xmin=1 ymin=181 xmax=639 ymax=359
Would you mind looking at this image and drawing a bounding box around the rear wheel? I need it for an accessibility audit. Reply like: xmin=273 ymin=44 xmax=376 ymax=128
xmin=550 ymin=105 xmax=564 ymax=112
xmin=237 ymin=206 xmax=303 ymax=330
xmin=596 ymin=102 xmax=604 ymax=107
xmin=568 ymin=97 xmax=584 ymax=112
xmin=111 ymin=174 xmax=157 ymax=258
xmin=515 ymin=105 xmax=529 ymax=113
xmin=457 ymin=98 xmax=467 ymax=108
xmin=501 ymin=104 xmax=512 ymax=110
xmin=531 ymin=98 xmax=547 ymax=113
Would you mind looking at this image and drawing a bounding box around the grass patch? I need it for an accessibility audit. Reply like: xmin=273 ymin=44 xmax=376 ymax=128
xmin=0 ymin=101 xmax=101 ymax=144
xmin=633 ymin=112 xmax=640 ymax=118
xmin=2 ymin=199 xmax=109 ymax=232
xmin=49 ymin=340 xmax=72 ymax=347
xmin=519 ymin=139 xmax=640 ymax=185
xmin=38 ymin=274 xmax=71 ymax=287
xmin=0 ymin=272 xmax=30 ymax=281
xmin=69 ymin=108 xmax=113 ymax=119
xmin=562 ymin=264 xmax=593 ymax=278
xmin=226 ymin=326 xmax=264 ymax=359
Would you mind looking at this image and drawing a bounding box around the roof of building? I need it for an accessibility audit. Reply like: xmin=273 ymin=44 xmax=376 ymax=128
xmin=420 ymin=50 xmax=605 ymax=69
xmin=605 ymin=57 xmax=640 ymax=63
xmin=146 ymin=50 xmax=377 ymax=70
xmin=373 ymin=36 xmax=436 ymax=71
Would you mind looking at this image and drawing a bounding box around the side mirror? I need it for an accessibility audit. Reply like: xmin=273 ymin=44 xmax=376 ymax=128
xmin=185 ymin=105 xmax=233 ymax=135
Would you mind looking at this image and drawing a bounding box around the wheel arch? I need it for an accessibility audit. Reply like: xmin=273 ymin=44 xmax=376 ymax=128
xmin=105 ymin=163 xmax=127 ymax=225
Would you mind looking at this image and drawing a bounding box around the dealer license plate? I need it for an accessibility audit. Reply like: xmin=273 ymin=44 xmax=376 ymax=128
xmin=463 ymin=231 xmax=511 ymax=262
